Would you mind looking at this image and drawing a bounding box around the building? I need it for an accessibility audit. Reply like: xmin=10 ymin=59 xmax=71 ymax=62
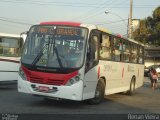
xmin=132 ymin=19 xmax=140 ymax=32
xmin=144 ymin=45 xmax=160 ymax=67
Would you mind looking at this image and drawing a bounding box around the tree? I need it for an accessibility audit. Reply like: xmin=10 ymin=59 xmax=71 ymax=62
xmin=133 ymin=6 xmax=160 ymax=46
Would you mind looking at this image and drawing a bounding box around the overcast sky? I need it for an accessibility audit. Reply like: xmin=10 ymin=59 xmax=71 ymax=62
xmin=0 ymin=0 xmax=159 ymax=35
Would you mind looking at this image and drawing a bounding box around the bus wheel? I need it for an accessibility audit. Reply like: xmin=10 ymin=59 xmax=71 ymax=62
xmin=127 ymin=78 xmax=135 ymax=95
xmin=88 ymin=79 xmax=105 ymax=104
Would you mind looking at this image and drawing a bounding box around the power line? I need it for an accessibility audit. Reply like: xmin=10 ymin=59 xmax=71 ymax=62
xmin=0 ymin=0 xmax=125 ymax=8
xmin=0 ymin=0 xmax=158 ymax=8
xmin=0 ymin=17 xmax=33 ymax=25
xmin=71 ymin=0 xmax=115 ymax=21
xmin=95 ymin=19 xmax=128 ymax=25
xmin=77 ymin=0 xmax=129 ymax=22
xmin=73 ymin=0 xmax=125 ymax=22
xmin=0 ymin=17 xmax=37 ymax=23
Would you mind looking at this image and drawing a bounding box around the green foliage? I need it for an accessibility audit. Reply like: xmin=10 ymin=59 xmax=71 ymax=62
xmin=153 ymin=6 xmax=160 ymax=20
xmin=133 ymin=6 xmax=160 ymax=46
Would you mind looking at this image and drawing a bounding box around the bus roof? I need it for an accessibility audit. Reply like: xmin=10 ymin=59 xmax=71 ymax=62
xmin=96 ymin=25 xmax=144 ymax=46
xmin=0 ymin=32 xmax=20 ymax=38
xmin=39 ymin=21 xmax=144 ymax=46
xmin=40 ymin=21 xmax=81 ymax=26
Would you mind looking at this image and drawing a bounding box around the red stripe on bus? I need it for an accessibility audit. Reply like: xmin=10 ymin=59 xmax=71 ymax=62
xmin=40 ymin=21 xmax=81 ymax=26
xmin=0 ymin=58 xmax=19 ymax=63
xmin=98 ymin=66 xmax=100 ymax=79
xmin=21 ymin=65 xmax=78 ymax=86
xmin=122 ymin=67 xmax=124 ymax=79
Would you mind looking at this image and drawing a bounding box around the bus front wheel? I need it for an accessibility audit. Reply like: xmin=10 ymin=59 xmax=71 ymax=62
xmin=88 ymin=79 xmax=105 ymax=104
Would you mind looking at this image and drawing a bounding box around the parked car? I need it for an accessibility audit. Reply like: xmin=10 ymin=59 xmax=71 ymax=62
xmin=144 ymin=67 xmax=150 ymax=77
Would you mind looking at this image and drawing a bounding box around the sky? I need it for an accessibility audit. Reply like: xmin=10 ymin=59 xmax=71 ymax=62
xmin=0 ymin=0 xmax=159 ymax=36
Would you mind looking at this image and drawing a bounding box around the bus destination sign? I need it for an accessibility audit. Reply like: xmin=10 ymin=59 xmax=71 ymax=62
xmin=36 ymin=26 xmax=80 ymax=36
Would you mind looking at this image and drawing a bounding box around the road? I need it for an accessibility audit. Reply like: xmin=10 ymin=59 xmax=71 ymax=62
xmin=0 ymin=77 xmax=160 ymax=120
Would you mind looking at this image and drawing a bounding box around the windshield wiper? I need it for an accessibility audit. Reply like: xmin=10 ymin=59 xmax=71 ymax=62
xmin=31 ymin=36 xmax=64 ymax=69
xmin=31 ymin=43 xmax=48 ymax=66
xmin=47 ymin=37 xmax=63 ymax=68
xmin=54 ymin=47 xmax=63 ymax=68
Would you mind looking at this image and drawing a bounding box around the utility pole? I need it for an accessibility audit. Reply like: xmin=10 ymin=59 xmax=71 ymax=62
xmin=128 ymin=0 xmax=133 ymax=39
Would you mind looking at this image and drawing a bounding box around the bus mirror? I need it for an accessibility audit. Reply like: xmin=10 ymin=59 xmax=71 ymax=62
xmin=20 ymin=31 xmax=28 ymax=42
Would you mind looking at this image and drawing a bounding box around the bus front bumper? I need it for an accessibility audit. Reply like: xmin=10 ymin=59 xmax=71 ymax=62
xmin=18 ymin=76 xmax=83 ymax=101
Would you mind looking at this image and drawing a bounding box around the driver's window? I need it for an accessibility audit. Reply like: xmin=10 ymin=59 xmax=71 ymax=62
xmin=86 ymin=30 xmax=99 ymax=72
xmin=88 ymin=35 xmax=98 ymax=62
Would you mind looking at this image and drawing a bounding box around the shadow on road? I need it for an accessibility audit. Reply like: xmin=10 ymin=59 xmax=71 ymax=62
xmin=0 ymin=84 xmax=17 ymax=90
xmin=25 ymin=91 xmax=153 ymax=114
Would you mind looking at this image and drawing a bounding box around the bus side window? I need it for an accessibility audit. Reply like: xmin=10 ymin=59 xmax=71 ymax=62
xmin=89 ymin=35 xmax=98 ymax=61
xmin=130 ymin=44 xmax=138 ymax=63
xmin=123 ymin=41 xmax=130 ymax=62
xmin=99 ymin=34 xmax=111 ymax=60
xmin=138 ymin=46 xmax=144 ymax=64
xmin=112 ymin=37 xmax=121 ymax=61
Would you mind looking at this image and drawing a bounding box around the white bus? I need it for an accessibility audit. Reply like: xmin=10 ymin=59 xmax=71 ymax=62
xmin=0 ymin=32 xmax=24 ymax=84
xmin=18 ymin=22 xmax=144 ymax=104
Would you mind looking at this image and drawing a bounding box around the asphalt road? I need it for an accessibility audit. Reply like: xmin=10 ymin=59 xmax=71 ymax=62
xmin=0 ymin=77 xmax=160 ymax=120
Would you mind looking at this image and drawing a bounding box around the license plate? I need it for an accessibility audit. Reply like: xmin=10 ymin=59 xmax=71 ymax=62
xmin=38 ymin=86 xmax=49 ymax=91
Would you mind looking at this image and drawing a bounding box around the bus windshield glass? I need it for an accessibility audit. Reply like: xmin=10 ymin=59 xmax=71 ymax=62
xmin=21 ymin=25 xmax=88 ymax=71
xmin=0 ymin=37 xmax=21 ymax=57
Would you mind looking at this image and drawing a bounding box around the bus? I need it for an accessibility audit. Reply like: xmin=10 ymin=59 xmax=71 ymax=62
xmin=0 ymin=32 xmax=24 ymax=84
xmin=18 ymin=21 xmax=144 ymax=104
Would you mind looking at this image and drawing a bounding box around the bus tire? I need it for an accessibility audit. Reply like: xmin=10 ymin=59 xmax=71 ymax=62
xmin=127 ymin=77 xmax=135 ymax=95
xmin=88 ymin=79 xmax=105 ymax=104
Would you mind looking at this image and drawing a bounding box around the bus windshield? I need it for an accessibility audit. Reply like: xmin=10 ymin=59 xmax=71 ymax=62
xmin=0 ymin=37 xmax=21 ymax=57
xmin=21 ymin=25 xmax=88 ymax=71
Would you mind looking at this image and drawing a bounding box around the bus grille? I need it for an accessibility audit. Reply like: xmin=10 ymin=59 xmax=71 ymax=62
xmin=47 ymin=79 xmax=64 ymax=85
xmin=29 ymin=77 xmax=65 ymax=86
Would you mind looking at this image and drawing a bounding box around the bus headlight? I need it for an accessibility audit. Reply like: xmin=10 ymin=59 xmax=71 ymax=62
xmin=65 ymin=74 xmax=81 ymax=86
xmin=18 ymin=67 xmax=27 ymax=80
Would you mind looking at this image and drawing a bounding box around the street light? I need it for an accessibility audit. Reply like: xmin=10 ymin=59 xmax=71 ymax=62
xmin=105 ymin=10 xmax=128 ymax=37
xmin=104 ymin=10 xmax=127 ymax=27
